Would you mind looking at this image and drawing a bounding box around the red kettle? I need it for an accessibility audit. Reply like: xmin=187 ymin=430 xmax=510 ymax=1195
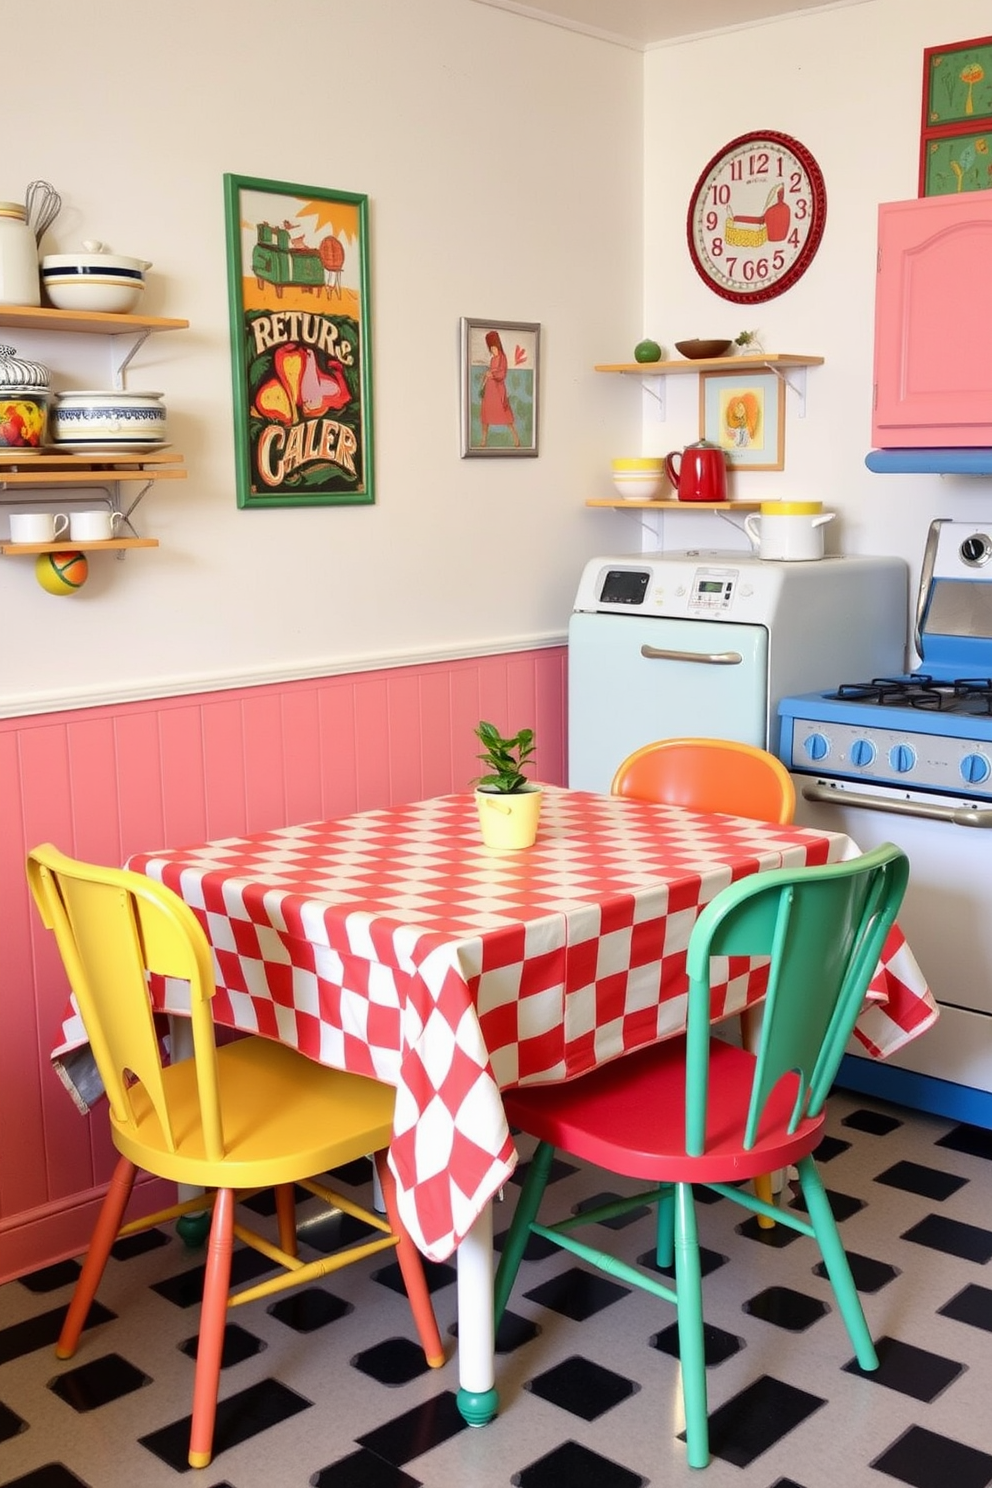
xmin=664 ymin=439 xmax=728 ymax=502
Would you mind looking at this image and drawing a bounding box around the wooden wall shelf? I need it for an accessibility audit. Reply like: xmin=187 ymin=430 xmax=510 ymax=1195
xmin=586 ymin=498 xmax=759 ymax=511
xmin=0 ymin=537 xmax=158 ymax=555
xmin=594 ymin=353 xmax=824 ymax=375
xmin=0 ymin=306 xmax=189 ymax=335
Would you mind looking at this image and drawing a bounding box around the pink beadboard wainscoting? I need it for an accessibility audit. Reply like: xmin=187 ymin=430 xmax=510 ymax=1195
xmin=0 ymin=645 xmax=567 ymax=1282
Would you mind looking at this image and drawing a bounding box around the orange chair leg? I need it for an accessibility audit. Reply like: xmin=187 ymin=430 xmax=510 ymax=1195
xmin=57 ymin=1156 xmax=137 ymax=1359
xmin=274 ymin=1183 xmax=298 ymax=1258
xmin=754 ymin=1171 xmax=776 ymax=1228
xmin=374 ymin=1151 xmax=445 ymax=1368
xmin=189 ymin=1187 xmax=234 ymax=1469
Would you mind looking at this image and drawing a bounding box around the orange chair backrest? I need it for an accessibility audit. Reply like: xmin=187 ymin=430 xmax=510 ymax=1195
xmin=610 ymin=737 xmax=795 ymax=824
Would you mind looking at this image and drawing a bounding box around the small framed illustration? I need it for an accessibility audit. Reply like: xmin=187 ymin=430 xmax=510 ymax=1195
xmin=460 ymin=318 xmax=540 ymax=457
xmin=699 ymin=368 xmax=785 ymax=471
xmin=922 ymin=34 xmax=992 ymax=130
xmin=919 ymin=125 xmax=992 ymax=196
xmin=223 ymin=173 xmax=374 ymax=508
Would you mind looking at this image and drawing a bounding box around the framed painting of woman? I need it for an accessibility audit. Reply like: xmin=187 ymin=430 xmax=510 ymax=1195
xmin=460 ymin=318 xmax=540 ymax=457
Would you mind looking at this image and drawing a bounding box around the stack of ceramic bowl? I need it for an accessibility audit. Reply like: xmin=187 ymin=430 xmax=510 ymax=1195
xmin=49 ymin=390 xmax=167 ymax=455
xmin=0 ymin=345 xmax=51 ymax=449
xmin=40 ymin=242 xmax=151 ymax=315
xmin=612 ymin=456 xmax=665 ymax=501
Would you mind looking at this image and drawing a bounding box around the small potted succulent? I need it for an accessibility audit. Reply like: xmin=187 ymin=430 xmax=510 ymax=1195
xmin=473 ymin=720 xmax=542 ymax=849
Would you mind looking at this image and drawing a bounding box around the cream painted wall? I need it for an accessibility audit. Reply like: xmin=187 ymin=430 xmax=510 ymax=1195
xmin=1 ymin=0 xmax=644 ymax=714
xmin=641 ymin=0 xmax=992 ymax=629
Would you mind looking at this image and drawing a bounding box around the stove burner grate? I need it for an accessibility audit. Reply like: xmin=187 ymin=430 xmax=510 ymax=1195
xmin=829 ymin=675 xmax=992 ymax=715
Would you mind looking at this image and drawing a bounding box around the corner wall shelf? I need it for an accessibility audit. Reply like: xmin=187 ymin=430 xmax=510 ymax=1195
xmin=595 ymin=353 xmax=824 ymax=419
xmin=586 ymin=499 xmax=759 ymax=511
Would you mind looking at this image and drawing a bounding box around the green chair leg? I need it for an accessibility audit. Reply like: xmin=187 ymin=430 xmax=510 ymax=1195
xmin=673 ymin=1181 xmax=709 ymax=1469
xmin=494 ymin=1140 xmax=555 ymax=1327
xmin=797 ymin=1154 xmax=878 ymax=1371
xmin=655 ymin=1182 xmax=675 ymax=1269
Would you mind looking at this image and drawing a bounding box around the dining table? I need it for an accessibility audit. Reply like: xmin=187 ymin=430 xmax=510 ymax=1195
xmin=50 ymin=785 xmax=937 ymax=1426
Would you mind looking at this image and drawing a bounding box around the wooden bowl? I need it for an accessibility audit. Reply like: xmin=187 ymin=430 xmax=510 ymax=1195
xmin=675 ymin=339 xmax=733 ymax=360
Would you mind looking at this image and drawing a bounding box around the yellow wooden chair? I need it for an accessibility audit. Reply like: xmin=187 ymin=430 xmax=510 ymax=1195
xmin=612 ymin=737 xmax=797 ymax=1221
xmin=27 ymin=843 xmax=444 ymax=1470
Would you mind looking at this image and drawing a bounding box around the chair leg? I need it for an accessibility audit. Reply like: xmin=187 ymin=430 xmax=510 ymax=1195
xmin=655 ymin=1182 xmax=675 ymax=1269
xmin=494 ymin=1140 xmax=555 ymax=1327
xmin=274 ymin=1183 xmax=298 ymax=1258
xmin=673 ymin=1182 xmax=709 ymax=1470
xmin=189 ymin=1187 xmax=235 ymax=1469
xmin=373 ymin=1151 xmax=445 ymax=1368
xmin=796 ymin=1154 xmax=878 ymax=1371
xmin=753 ymin=1171 xmax=777 ymax=1229
xmin=57 ymin=1155 xmax=137 ymax=1359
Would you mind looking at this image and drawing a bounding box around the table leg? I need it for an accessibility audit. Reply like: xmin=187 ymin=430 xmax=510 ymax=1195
xmin=455 ymin=1200 xmax=499 ymax=1426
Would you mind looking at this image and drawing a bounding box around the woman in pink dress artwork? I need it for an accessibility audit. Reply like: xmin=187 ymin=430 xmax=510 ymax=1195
xmin=478 ymin=330 xmax=521 ymax=447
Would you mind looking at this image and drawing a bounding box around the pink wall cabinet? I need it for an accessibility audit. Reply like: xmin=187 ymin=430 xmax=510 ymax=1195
xmin=872 ymin=191 xmax=992 ymax=449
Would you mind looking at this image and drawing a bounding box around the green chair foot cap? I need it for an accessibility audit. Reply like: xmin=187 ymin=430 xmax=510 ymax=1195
xmin=456 ymin=1385 xmax=499 ymax=1426
xmin=176 ymin=1211 xmax=212 ymax=1248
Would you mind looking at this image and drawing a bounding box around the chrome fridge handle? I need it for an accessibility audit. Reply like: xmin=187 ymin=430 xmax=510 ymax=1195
xmin=640 ymin=645 xmax=742 ymax=665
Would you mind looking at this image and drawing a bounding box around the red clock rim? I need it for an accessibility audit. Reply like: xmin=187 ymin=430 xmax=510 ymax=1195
xmin=685 ymin=130 xmax=827 ymax=304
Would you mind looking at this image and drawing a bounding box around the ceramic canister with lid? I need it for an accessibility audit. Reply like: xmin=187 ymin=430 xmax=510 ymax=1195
xmin=0 ymin=202 xmax=40 ymax=306
xmin=743 ymin=500 xmax=836 ymax=561
xmin=0 ymin=344 xmax=51 ymax=447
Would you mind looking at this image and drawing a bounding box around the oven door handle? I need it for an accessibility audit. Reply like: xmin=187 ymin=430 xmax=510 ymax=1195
xmin=640 ymin=645 xmax=743 ymax=665
xmin=801 ymin=781 xmax=992 ymax=828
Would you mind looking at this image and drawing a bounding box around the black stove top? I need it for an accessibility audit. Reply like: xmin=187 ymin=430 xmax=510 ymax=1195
xmin=828 ymin=675 xmax=992 ymax=716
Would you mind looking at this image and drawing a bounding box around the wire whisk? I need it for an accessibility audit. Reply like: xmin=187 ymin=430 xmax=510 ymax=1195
xmin=24 ymin=180 xmax=62 ymax=244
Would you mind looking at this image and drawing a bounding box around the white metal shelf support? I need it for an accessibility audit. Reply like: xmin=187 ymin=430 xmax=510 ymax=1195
xmin=764 ymin=362 xmax=810 ymax=416
xmin=109 ymin=329 xmax=153 ymax=390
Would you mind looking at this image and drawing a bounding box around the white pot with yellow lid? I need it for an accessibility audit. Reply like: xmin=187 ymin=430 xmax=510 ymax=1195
xmin=744 ymin=500 xmax=836 ymax=561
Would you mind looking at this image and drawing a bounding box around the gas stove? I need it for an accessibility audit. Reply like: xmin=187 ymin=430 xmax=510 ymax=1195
xmin=779 ymin=521 xmax=992 ymax=801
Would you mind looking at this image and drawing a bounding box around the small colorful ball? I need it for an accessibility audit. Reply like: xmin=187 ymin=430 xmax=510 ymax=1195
xmin=35 ymin=549 xmax=89 ymax=595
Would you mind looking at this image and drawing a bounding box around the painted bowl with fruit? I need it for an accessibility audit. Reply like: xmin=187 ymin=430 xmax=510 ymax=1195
xmin=0 ymin=345 xmax=51 ymax=448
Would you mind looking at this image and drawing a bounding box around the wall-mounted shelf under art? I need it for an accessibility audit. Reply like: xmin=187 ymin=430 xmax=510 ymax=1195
xmin=585 ymin=499 xmax=760 ymax=511
xmin=595 ymin=353 xmax=823 ymax=419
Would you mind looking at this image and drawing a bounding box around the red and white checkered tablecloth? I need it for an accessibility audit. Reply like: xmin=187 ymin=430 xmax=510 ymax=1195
xmin=51 ymin=787 xmax=937 ymax=1261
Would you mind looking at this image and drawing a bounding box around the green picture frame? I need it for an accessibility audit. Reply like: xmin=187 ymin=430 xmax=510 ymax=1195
xmin=922 ymin=34 xmax=992 ymax=131
xmin=223 ymin=173 xmax=374 ymax=508
xmin=920 ymin=125 xmax=992 ymax=196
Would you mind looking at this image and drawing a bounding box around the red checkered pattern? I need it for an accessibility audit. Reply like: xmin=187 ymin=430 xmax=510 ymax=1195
xmin=51 ymin=788 xmax=937 ymax=1260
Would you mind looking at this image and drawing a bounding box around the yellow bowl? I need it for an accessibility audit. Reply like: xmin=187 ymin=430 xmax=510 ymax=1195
xmin=612 ymin=457 xmax=664 ymax=472
xmin=612 ymin=471 xmax=664 ymax=501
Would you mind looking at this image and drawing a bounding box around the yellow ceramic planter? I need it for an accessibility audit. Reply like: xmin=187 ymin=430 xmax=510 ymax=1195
xmin=475 ymin=786 xmax=543 ymax=850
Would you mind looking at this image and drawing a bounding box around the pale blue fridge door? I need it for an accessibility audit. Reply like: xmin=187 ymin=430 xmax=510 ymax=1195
xmin=568 ymin=611 xmax=769 ymax=793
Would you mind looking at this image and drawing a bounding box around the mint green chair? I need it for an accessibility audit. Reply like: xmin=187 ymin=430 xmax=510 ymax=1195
xmin=494 ymin=844 xmax=909 ymax=1470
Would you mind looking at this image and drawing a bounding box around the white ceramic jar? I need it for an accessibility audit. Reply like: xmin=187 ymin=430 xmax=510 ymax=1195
xmin=744 ymin=500 xmax=836 ymax=561
xmin=0 ymin=202 xmax=40 ymax=307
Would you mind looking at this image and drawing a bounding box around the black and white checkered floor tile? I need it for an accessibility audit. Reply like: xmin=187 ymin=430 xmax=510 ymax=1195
xmin=1 ymin=1092 xmax=991 ymax=1488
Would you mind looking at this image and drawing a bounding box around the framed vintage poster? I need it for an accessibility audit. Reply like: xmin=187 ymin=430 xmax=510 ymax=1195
xmin=223 ymin=173 xmax=374 ymax=507
xmin=460 ymin=318 xmax=540 ymax=457
xmin=920 ymin=125 xmax=992 ymax=196
xmin=919 ymin=35 xmax=992 ymax=196
xmin=699 ymin=368 xmax=785 ymax=471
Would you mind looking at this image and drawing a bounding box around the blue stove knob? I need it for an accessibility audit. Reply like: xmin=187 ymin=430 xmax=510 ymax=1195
xmin=849 ymin=738 xmax=876 ymax=768
xmin=889 ymin=743 xmax=917 ymax=774
xmin=803 ymin=731 xmax=829 ymax=762
xmin=961 ymin=752 xmax=991 ymax=786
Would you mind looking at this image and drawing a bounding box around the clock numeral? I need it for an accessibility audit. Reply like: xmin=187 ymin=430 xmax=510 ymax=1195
xmin=706 ymin=182 xmax=732 ymax=206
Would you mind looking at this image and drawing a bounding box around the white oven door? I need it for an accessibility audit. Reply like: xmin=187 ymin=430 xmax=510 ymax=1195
xmin=568 ymin=613 xmax=768 ymax=794
xmin=793 ymin=774 xmax=992 ymax=1095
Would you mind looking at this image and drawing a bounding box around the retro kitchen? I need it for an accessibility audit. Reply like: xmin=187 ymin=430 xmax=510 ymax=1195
xmin=2 ymin=1 xmax=992 ymax=1483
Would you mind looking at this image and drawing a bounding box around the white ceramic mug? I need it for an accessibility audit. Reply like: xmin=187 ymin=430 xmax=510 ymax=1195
xmin=8 ymin=511 xmax=69 ymax=543
xmin=69 ymin=509 xmax=123 ymax=542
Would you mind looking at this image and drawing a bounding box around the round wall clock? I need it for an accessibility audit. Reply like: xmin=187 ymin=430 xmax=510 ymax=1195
xmin=686 ymin=131 xmax=827 ymax=304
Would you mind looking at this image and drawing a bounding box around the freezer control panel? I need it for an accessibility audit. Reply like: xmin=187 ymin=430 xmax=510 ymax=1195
xmin=686 ymin=567 xmax=739 ymax=611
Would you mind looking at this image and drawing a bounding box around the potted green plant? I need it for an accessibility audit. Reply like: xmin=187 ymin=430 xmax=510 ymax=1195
xmin=473 ymin=720 xmax=542 ymax=849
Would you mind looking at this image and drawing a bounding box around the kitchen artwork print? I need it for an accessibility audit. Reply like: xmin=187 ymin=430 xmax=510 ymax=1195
xmin=223 ymin=173 xmax=374 ymax=507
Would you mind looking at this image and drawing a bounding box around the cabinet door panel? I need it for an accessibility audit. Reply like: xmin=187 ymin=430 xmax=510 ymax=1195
xmin=872 ymin=194 xmax=992 ymax=448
